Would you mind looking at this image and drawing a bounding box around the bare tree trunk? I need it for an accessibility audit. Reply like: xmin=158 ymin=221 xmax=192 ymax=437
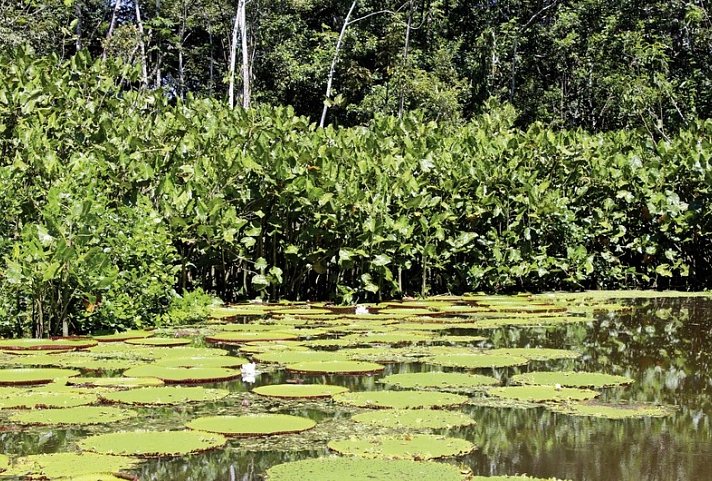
xmin=135 ymin=0 xmax=149 ymax=88
xmin=228 ymin=2 xmax=240 ymax=108
xmin=398 ymin=0 xmax=414 ymax=118
xmin=103 ymin=0 xmax=123 ymax=60
xmin=155 ymin=0 xmax=162 ymax=88
xmin=239 ymin=0 xmax=250 ymax=109
xmin=319 ymin=0 xmax=358 ymax=128
xmin=178 ymin=0 xmax=186 ymax=98
xmin=74 ymin=0 xmax=82 ymax=52
xmin=208 ymin=28 xmax=214 ymax=94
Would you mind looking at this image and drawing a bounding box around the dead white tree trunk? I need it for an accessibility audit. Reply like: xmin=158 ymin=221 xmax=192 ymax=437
xmin=228 ymin=0 xmax=250 ymax=109
xmin=103 ymin=0 xmax=123 ymax=60
xmin=228 ymin=2 xmax=240 ymax=108
xmin=135 ymin=0 xmax=149 ymax=88
xmin=398 ymin=0 xmax=414 ymax=118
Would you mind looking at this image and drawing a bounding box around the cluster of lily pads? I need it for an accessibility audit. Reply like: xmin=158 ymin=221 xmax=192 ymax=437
xmin=0 ymin=291 xmax=682 ymax=480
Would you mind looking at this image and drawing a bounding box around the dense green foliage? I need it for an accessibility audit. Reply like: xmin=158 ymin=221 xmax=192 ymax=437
xmin=0 ymin=52 xmax=711 ymax=335
xmin=1 ymin=0 xmax=710 ymax=132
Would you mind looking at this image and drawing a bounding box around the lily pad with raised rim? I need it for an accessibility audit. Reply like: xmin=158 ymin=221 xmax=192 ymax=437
xmin=253 ymin=350 xmax=349 ymax=364
xmin=351 ymin=409 xmax=475 ymax=430
xmin=265 ymin=457 xmax=467 ymax=481
xmin=94 ymin=330 xmax=154 ymax=342
xmin=0 ymin=389 xmax=98 ymax=409
xmin=328 ymin=434 xmax=475 ymax=460
xmin=0 ymin=368 xmax=80 ymax=385
xmin=548 ymin=401 xmax=675 ymax=419
xmin=380 ymin=372 xmax=500 ymax=391
xmin=79 ymin=430 xmax=227 ymax=457
xmin=428 ymin=353 xmax=528 ymax=369
xmin=485 ymin=348 xmax=580 ymax=361
xmin=342 ymin=332 xmax=432 ymax=345
xmin=100 ymin=386 xmax=229 ymax=405
xmin=123 ymin=365 xmax=242 ymax=384
xmin=471 ymin=476 xmax=569 ymax=480
xmin=252 ymin=384 xmax=349 ymax=398
xmin=153 ymin=355 xmax=248 ymax=368
xmin=9 ymin=405 xmax=138 ymax=425
xmin=206 ymin=331 xmax=299 ymax=344
xmin=510 ymin=371 xmax=634 ymax=388
xmin=66 ymin=377 xmax=164 ymax=388
xmin=1 ymin=453 xmax=139 ymax=478
xmin=334 ymin=390 xmax=468 ymax=409
xmin=187 ymin=413 xmax=316 ymax=436
xmin=124 ymin=338 xmax=191 ymax=347
xmin=286 ymin=360 xmax=385 ymax=375
xmin=0 ymin=338 xmax=97 ymax=351
xmin=487 ymin=385 xmax=599 ymax=403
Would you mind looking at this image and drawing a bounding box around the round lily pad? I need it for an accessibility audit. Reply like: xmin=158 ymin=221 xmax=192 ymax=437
xmin=0 ymin=454 xmax=8 ymax=471
xmin=9 ymin=405 xmax=138 ymax=425
xmin=79 ymin=430 xmax=227 ymax=457
xmin=548 ymin=401 xmax=675 ymax=419
xmin=153 ymin=355 xmax=248 ymax=368
xmin=206 ymin=331 xmax=299 ymax=344
xmin=66 ymin=377 xmax=164 ymax=388
xmin=254 ymin=350 xmax=348 ymax=364
xmin=124 ymin=338 xmax=191 ymax=347
xmin=187 ymin=413 xmax=316 ymax=436
xmin=286 ymin=360 xmax=385 ymax=375
xmin=0 ymin=388 xmax=97 ymax=409
xmin=471 ymin=476 xmax=568 ymax=480
xmin=487 ymin=386 xmax=599 ymax=403
xmin=328 ymin=434 xmax=475 ymax=460
xmin=265 ymin=457 xmax=467 ymax=481
xmin=485 ymin=348 xmax=580 ymax=361
xmin=334 ymin=390 xmax=468 ymax=409
xmin=509 ymin=371 xmax=634 ymax=388
xmin=100 ymin=386 xmax=229 ymax=405
xmin=428 ymin=353 xmax=528 ymax=369
xmin=0 ymin=338 xmax=97 ymax=351
xmin=253 ymin=384 xmax=349 ymax=398
xmin=352 ymin=409 xmax=475 ymax=430
xmin=123 ymin=365 xmax=242 ymax=384
xmin=380 ymin=372 xmax=499 ymax=391
xmin=55 ymin=475 xmax=130 ymax=481
xmin=0 ymin=368 xmax=80 ymax=385
xmin=342 ymin=332 xmax=432 ymax=345
xmin=94 ymin=330 xmax=154 ymax=342
xmin=1 ymin=453 xmax=138 ymax=478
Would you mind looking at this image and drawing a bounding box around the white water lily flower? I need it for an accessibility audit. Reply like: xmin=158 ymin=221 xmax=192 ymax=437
xmin=355 ymin=305 xmax=370 ymax=315
xmin=241 ymin=362 xmax=260 ymax=384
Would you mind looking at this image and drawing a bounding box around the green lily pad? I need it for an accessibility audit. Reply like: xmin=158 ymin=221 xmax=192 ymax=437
xmin=0 ymin=453 xmax=8 ymax=471
xmin=0 ymin=338 xmax=98 ymax=351
xmin=240 ymin=341 xmax=308 ymax=354
xmin=153 ymin=355 xmax=248 ymax=368
xmin=265 ymin=457 xmax=467 ymax=481
xmin=210 ymin=306 xmax=271 ymax=318
xmin=254 ymin=350 xmax=348 ymax=364
xmin=100 ymin=386 xmax=229 ymax=405
xmin=55 ymin=474 xmax=130 ymax=481
xmin=286 ymin=360 xmax=385 ymax=375
xmin=352 ymin=409 xmax=475 ymax=430
xmin=124 ymin=338 xmax=192 ymax=347
xmin=334 ymin=390 xmax=468 ymax=409
xmin=487 ymin=385 xmax=599 ymax=403
xmin=471 ymin=476 xmax=569 ymax=480
xmin=206 ymin=331 xmax=299 ymax=344
xmin=79 ymin=430 xmax=227 ymax=457
xmin=9 ymin=405 xmax=138 ymax=425
xmin=342 ymin=332 xmax=432 ymax=345
xmin=187 ymin=413 xmax=316 ymax=436
xmin=94 ymin=330 xmax=154 ymax=342
xmin=548 ymin=401 xmax=675 ymax=419
xmin=0 ymin=389 xmax=97 ymax=409
xmin=66 ymin=377 xmax=164 ymax=388
xmin=215 ymin=323 xmax=295 ymax=332
xmin=0 ymin=368 xmax=80 ymax=385
xmin=123 ymin=365 xmax=242 ymax=383
xmin=380 ymin=372 xmax=500 ymax=391
xmin=343 ymin=347 xmax=425 ymax=363
xmin=1 ymin=453 xmax=138 ymax=478
xmin=428 ymin=353 xmax=529 ymax=369
xmin=391 ymin=323 xmax=452 ymax=331
xmin=485 ymin=348 xmax=580 ymax=361
xmin=252 ymin=384 xmax=349 ymax=398
xmin=510 ymin=371 xmax=634 ymax=388
xmin=432 ymin=335 xmax=488 ymax=344
xmin=328 ymin=434 xmax=475 ymax=460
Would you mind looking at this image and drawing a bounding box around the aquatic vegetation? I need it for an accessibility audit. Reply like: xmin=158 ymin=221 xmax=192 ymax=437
xmin=510 ymin=371 xmax=634 ymax=388
xmin=0 ymin=388 xmax=98 ymax=409
xmin=380 ymin=372 xmax=500 ymax=391
xmin=548 ymin=401 xmax=675 ymax=419
xmin=0 ymin=338 xmax=98 ymax=351
xmin=471 ymin=476 xmax=569 ymax=480
xmin=341 ymin=332 xmax=433 ymax=345
xmin=254 ymin=350 xmax=349 ymax=364
xmin=122 ymin=365 xmax=242 ymax=383
xmin=205 ymin=331 xmax=300 ymax=343
xmin=286 ymin=360 xmax=385 ymax=374
xmin=94 ymin=330 xmax=154 ymax=342
xmin=79 ymin=430 xmax=228 ymax=457
xmin=9 ymin=405 xmax=138 ymax=425
xmin=0 ymin=367 xmax=80 ymax=385
xmin=125 ymin=338 xmax=192 ymax=347
xmin=427 ymin=353 xmax=529 ymax=369
xmin=486 ymin=386 xmax=599 ymax=403
xmin=153 ymin=355 xmax=248 ymax=368
xmin=1 ymin=453 xmax=139 ymax=478
xmin=328 ymin=434 xmax=475 ymax=460
xmin=351 ymin=409 xmax=476 ymax=430
xmin=186 ymin=414 xmax=316 ymax=436
xmin=100 ymin=386 xmax=229 ymax=405
xmin=252 ymin=384 xmax=349 ymax=398
xmin=65 ymin=377 xmax=164 ymax=388
xmin=265 ymin=457 xmax=468 ymax=481
xmin=485 ymin=348 xmax=580 ymax=361
xmin=334 ymin=390 xmax=468 ymax=409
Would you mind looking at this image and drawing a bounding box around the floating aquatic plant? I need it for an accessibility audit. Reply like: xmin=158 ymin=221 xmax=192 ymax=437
xmin=351 ymin=409 xmax=476 ymax=430
xmin=427 ymin=353 xmax=529 ymax=369
xmin=100 ymin=386 xmax=229 ymax=405
xmin=187 ymin=413 xmax=316 ymax=436
xmin=252 ymin=384 xmax=349 ymax=398
xmin=94 ymin=330 xmax=154 ymax=342
xmin=0 ymin=368 xmax=80 ymax=385
xmin=510 ymin=371 xmax=634 ymax=388
xmin=205 ymin=331 xmax=299 ymax=344
xmin=286 ymin=360 xmax=385 ymax=375
xmin=1 ymin=453 xmax=138 ymax=478
xmin=485 ymin=348 xmax=580 ymax=361
xmin=79 ymin=430 xmax=228 ymax=457
xmin=328 ymin=434 xmax=475 ymax=460
xmin=548 ymin=401 xmax=675 ymax=419
xmin=122 ymin=365 xmax=242 ymax=384
xmin=486 ymin=386 xmax=599 ymax=403
xmin=334 ymin=390 xmax=468 ymax=409
xmin=9 ymin=405 xmax=138 ymax=425
xmin=66 ymin=377 xmax=164 ymax=388
xmin=380 ymin=372 xmax=500 ymax=391
xmin=0 ymin=338 xmax=97 ymax=351
xmin=124 ymin=338 xmax=191 ymax=347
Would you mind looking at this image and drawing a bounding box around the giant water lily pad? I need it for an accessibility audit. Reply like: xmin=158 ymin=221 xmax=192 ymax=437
xmin=123 ymin=365 xmax=241 ymax=383
xmin=101 ymin=386 xmax=229 ymax=405
xmin=548 ymin=401 xmax=675 ymax=419
xmin=428 ymin=353 xmax=528 ymax=369
xmin=253 ymin=384 xmax=349 ymax=398
xmin=380 ymin=372 xmax=499 ymax=391
xmin=206 ymin=331 xmax=299 ymax=344
xmin=9 ymin=405 xmax=138 ymax=425
xmin=265 ymin=457 xmax=466 ymax=481
xmin=0 ymin=454 xmax=7 ymax=471
xmin=94 ymin=330 xmax=154 ymax=342
xmin=0 ymin=389 xmax=97 ymax=409
xmin=254 ymin=350 xmax=349 ymax=364
xmin=1 ymin=453 xmax=138 ymax=478
xmin=352 ymin=409 xmax=475 ymax=430
xmin=485 ymin=348 xmax=580 ymax=361
xmin=472 ymin=476 xmax=569 ymax=480
xmin=66 ymin=377 xmax=164 ymax=388
xmin=0 ymin=368 xmax=80 ymax=385
xmin=510 ymin=371 xmax=634 ymax=388
xmin=0 ymin=338 xmax=97 ymax=351
xmin=342 ymin=332 xmax=432 ymax=345
xmin=286 ymin=360 xmax=385 ymax=374
xmin=328 ymin=434 xmax=475 ymax=460
xmin=487 ymin=386 xmax=599 ymax=403
xmin=79 ymin=430 xmax=227 ymax=457
xmin=187 ymin=413 xmax=316 ymax=436
xmin=125 ymin=338 xmax=191 ymax=347
xmin=334 ymin=390 xmax=468 ymax=409
xmin=153 ymin=355 xmax=248 ymax=368
xmin=55 ymin=474 xmax=130 ymax=481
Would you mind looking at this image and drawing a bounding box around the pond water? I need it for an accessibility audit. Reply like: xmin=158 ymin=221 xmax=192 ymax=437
xmin=0 ymin=294 xmax=711 ymax=480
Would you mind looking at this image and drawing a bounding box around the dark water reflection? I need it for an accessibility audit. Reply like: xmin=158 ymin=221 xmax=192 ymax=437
xmin=1 ymin=297 xmax=711 ymax=480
